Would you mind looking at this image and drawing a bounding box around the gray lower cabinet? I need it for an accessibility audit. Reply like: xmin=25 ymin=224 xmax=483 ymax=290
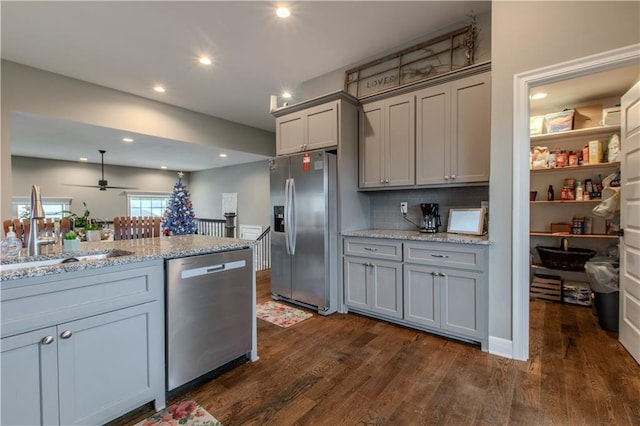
xmin=344 ymin=256 xmax=403 ymax=319
xmin=343 ymin=237 xmax=488 ymax=349
xmin=343 ymin=238 xmax=403 ymax=319
xmin=1 ymin=260 xmax=165 ymax=426
xmin=404 ymin=263 xmax=485 ymax=340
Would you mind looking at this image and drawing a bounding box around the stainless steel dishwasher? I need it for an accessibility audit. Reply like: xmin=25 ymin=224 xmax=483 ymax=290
xmin=166 ymin=248 xmax=252 ymax=391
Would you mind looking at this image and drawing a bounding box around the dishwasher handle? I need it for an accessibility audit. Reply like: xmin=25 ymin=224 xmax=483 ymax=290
xmin=180 ymin=260 xmax=246 ymax=280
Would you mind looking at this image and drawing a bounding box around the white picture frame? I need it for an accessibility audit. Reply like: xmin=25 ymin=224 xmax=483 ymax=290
xmin=447 ymin=208 xmax=486 ymax=235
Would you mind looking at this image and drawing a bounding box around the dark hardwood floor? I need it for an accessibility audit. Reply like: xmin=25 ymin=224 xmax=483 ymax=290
xmin=112 ymin=270 xmax=639 ymax=425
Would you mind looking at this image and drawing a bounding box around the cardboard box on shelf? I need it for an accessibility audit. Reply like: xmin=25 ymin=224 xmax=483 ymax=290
xmin=574 ymin=104 xmax=602 ymax=129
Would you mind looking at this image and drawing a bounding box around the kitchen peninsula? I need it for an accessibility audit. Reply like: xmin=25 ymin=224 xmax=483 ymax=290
xmin=0 ymin=235 xmax=257 ymax=426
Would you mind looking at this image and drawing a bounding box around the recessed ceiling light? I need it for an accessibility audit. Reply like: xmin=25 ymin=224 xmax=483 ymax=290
xmin=122 ymin=137 xmax=134 ymax=142
xmin=531 ymin=92 xmax=547 ymax=100
xmin=79 ymin=157 xmax=88 ymax=161
xmin=282 ymin=91 xmax=292 ymax=99
xmin=160 ymin=165 xmax=168 ymax=169
xmin=154 ymin=85 xmax=166 ymax=93
xmin=276 ymin=7 xmax=290 ymax=18
xmin=199 ymin=57 xmax=212 ymax=65
xmin=219 ymin=153 xmax=227 ymax=158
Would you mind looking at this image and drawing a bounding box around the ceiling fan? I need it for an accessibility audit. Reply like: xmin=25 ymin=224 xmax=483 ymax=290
xmin=65 ymin=150 xmax=137 ymax=191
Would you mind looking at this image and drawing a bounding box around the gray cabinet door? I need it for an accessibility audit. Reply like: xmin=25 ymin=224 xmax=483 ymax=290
xmin=416 ymin=85 xmax=449 ymax=185
xmin=370 ymin=259 xmax=403 ymax=319
xmin=359 ymin=101 xmax=385 ymax=188
xmin=304 ymin=101 xmax=338 ymax=151
xmin=385 ymin=94 xmax=415 ymax=187
xmin=440 ymin=268 xmax=485 ymax=339
xmin=450 ymin=72 xmax=491 ymax=184
xmin=344 ymin=257 xmax=370 ymax=310
xmin=1 ymin=327 xmax=59 ymax=426
xmin=344 ymin=256 xmax=402 ymax=319
xmin=403 ymin=264 xmax=440 ymax=328
xmin=276 ymin=111 xmax=304 ymax=155
xmin=58 ymin=302 xmax=162 ymax=426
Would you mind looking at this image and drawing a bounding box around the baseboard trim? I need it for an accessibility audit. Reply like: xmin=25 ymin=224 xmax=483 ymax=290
xmin=489 ymin=336 xmax=514 ymax=359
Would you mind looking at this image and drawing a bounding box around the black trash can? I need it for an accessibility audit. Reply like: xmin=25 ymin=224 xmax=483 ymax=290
xmin=593 ymin=291 xmax=619 ymax=332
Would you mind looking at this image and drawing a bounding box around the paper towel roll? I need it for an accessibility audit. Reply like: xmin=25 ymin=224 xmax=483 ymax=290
xmin=270 ymin=95 xmax=277 ymax=112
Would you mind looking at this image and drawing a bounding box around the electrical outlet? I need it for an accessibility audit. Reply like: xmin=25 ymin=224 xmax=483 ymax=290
xmin=400 ymin=202 xmax=408 ymax=215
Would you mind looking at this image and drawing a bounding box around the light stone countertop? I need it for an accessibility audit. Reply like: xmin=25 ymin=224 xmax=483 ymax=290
xmin=0 ymin=235 xmax=255 ymax=282
xmin=341 ymin=229 xmax=490 ymax=245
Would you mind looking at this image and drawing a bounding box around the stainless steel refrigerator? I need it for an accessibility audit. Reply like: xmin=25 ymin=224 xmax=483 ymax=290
xmin=270 ymin=151 xmax=338 ymax=314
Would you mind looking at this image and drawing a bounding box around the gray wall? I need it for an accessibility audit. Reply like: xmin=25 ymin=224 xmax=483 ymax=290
xmin=1 ymin=60 xmax=275 ymax=221
xmin=11 ymin=156 xmax=184 ymax=220
xmin=190 ymin=160 xmax=270 ymax=233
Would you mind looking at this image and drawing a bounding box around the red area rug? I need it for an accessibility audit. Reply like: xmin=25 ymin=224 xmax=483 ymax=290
xmin=134 ymin=399 xmax=222 ymax=426
xmin=256 ymin=301 xmax=313 ymax=328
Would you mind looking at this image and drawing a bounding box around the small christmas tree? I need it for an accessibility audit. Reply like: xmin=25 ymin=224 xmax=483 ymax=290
xmin=162 ymin=172 xmax=197 ymax=236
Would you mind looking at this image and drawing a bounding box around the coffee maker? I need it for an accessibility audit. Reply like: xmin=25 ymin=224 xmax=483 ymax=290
xmin=420 ymin=203 xmax=441 ymax=233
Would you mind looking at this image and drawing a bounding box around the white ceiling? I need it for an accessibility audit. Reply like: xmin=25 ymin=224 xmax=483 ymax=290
xmin=1 ymin=1 xmax=491 ymax=171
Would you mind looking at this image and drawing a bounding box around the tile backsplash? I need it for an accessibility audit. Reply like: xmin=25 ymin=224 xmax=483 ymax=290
xmin=368 ymin=186 xmax=489 ymax=231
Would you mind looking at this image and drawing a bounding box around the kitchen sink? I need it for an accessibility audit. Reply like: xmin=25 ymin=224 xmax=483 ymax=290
xmin=0 ymin=250 xmax=134 ymax=271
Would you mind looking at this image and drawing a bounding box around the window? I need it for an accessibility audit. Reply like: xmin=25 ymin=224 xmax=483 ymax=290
xmin=12 ymin=197 xmax=72 ymax=219
xmin=126 ymin=192 xmax=170 ymax=217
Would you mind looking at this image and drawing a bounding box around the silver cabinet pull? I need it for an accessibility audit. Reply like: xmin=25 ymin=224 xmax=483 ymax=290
xmin=444 ymin=175 xmax=449 ymax=180
xmin=41 ymin=336 xmax=54 ymax=345
xmin=380 ymin=179 xmax=384 ymax=184
xmin=60 ymin=330 xmax=73 ymax=339
xmin=430 ymin=254 xmax=449 ymax=258
xmin=363 ymin=247 xmax=378 ymax=252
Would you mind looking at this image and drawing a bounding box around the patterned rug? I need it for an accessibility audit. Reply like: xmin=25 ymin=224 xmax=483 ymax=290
xmin=256 ymin=301 xmax=313 ymax=328
xmin=134 ymin=399 xmax=222 ymax=426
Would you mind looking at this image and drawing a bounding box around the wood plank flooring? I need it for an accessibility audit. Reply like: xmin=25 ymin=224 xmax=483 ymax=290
xmin=111 ymin=270 xmax=639 ymax=425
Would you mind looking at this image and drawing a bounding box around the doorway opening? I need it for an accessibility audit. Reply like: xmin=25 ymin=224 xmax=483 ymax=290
xmin=512 ymin=44 xmax=640 ymax=361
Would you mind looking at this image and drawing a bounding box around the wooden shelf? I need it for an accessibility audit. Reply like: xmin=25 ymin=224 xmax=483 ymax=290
xmin=530 ymin=232 xmax=618 ymax=239
xmin=530 ymin=162 xmax=620 ymax=174
xmin=530 ymin=199 xmax=601 ymax=204
xmin=530 ymin=125 xmax=620 ymax=143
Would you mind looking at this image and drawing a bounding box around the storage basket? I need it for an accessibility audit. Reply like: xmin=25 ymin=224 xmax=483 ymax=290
xmin=536 ymin=246 xmax=596 ymax=271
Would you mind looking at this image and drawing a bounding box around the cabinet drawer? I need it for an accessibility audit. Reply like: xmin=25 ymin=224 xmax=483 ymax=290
xmin=404 ymin=242 xmax=485 ymax=270
xmin=1 ymin=261 xmax=163 ymax=338
xmin=343 ymin=238 xmax=402 ymax=261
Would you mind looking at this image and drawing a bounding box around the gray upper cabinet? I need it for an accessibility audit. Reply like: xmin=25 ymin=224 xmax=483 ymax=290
xmin=359 ymin=93 xmax=415 ymax=188
xmin=416 ymin=71 xmax=491 ymax=186
xmin=276 ymin=101 xmax=338 ymax=155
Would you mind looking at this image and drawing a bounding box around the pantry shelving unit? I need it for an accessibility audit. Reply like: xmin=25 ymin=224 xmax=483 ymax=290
xmin=529 ymin=124 xmax=621 ymax=304
xmin=530 ymin=124 xmax=621 ymax=238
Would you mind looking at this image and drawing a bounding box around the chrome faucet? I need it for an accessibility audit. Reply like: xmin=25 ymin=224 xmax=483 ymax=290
xmin=27 ymin=185 xmax=53 ymax=256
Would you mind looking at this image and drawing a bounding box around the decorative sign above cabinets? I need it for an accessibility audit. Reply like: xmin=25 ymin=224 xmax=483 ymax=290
xmin=344 ymin=20 xmax=477 ymax=99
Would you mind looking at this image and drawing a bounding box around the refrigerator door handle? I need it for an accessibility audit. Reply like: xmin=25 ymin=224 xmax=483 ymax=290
xmin=289 ymin=178 xmax=297 ymax=255
xmin=284 ymin=178 xmax=291 ymax=255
